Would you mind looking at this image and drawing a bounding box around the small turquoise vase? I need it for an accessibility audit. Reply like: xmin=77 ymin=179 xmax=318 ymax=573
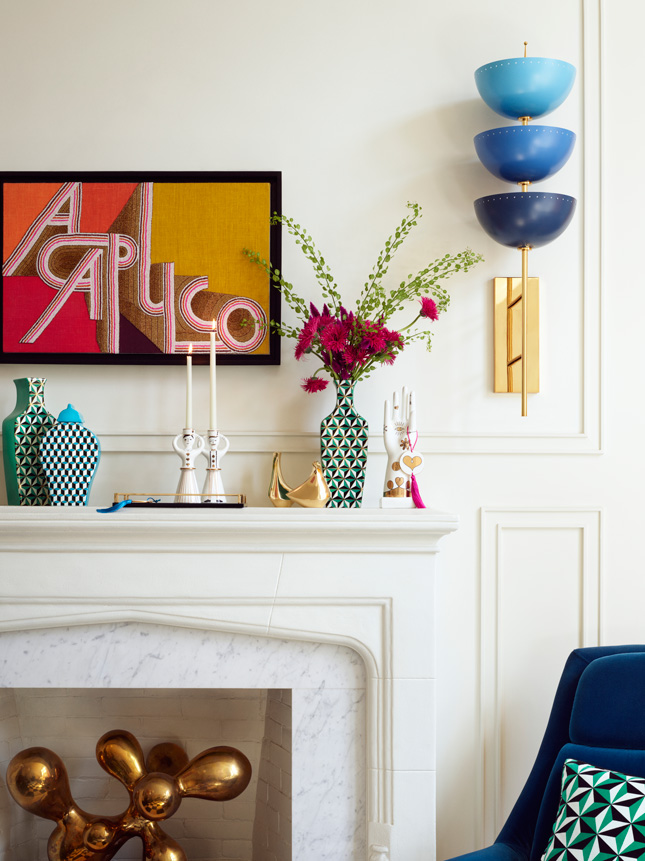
xmin=320 ymin=380 xmax=369 ymax=508
xmin=40 ymin=405 xmax=101 ymax=506
xmin=2 ymin=378 xmax=56 ymax=505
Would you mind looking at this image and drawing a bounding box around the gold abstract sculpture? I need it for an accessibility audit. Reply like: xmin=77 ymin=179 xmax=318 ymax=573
xmin=6 ymin=729 xmax=252 ymax=861
xmin=269 ymin=451 xmax=331 ymax=508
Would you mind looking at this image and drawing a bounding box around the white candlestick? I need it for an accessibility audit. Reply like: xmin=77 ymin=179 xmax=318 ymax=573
xmin=186 ymin=347 xmax=193 ymax=428
xmin=210 ymin=323 xmax=217 ymax=430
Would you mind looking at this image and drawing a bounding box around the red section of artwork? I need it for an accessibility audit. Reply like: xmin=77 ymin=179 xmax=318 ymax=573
xmin=80 ymin=183 xmax=139 ymax=233
xmin=2 ymin=277 xmax=100 ymax=353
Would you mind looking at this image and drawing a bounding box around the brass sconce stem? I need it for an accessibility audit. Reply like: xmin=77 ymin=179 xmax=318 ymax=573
xmin=521 ymin=246 xmax=529 ymax=416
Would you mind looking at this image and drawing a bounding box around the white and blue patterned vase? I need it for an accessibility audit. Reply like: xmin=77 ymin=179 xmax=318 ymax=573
xmin=39 ymin=405 xmax=101 ymax=506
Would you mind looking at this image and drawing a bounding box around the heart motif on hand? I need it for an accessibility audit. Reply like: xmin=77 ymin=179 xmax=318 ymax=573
xmin=395 ymin=477 xmax=404 ymax=487
xmin=402 ymin=455 xmax=422 ymax=472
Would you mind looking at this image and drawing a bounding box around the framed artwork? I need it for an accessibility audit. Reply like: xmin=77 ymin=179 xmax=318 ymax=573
xmin=1 ymin=171 xmax=281 ymax=365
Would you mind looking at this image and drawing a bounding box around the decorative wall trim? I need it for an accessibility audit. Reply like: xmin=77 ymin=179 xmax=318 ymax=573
xmin=0 ymin=2 xmax=601 ymax=459
xmin=60 ymin=424 xmax=603 ymax=456
xmin=479 ymin=506 xmax=603 ymax=844
xmin=33 ymin=0 xmax=597 ymax=460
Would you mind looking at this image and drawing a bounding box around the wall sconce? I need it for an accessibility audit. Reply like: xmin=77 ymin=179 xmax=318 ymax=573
xmin=473 ymin=44 xmax=577 ymax=416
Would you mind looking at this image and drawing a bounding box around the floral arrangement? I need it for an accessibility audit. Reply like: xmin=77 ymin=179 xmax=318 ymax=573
xmin=244 ymin=202 xmax=483 ymax=393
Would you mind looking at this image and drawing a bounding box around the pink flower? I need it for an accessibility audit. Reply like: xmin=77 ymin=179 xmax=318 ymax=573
xmin=362 ymin=324 xmax=387 ymax=354
xmin=319 ymin=319 xmax=348 ymax=352
xmin=295 ymin=322 xmax=316 ymax=359
xmin=419 ymin=296 xmax=439 ymax=321
xmin=384 ymin=329 xmax=404 ymax=349
xmin=301 ymin=376 xmax=329 ymax=393
xmin=343 ymin=344 xmax=368 ymax=371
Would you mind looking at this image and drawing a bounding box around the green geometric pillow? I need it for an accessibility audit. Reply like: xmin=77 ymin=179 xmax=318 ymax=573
xmin=541 ymin=758 xmax=645 ymax=860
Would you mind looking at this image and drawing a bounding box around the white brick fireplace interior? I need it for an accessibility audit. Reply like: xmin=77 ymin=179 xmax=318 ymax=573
xmin=0 ymin=681 xmax=296 ymax=861
xmin=0 ymin=507 xmax=456 ymax=860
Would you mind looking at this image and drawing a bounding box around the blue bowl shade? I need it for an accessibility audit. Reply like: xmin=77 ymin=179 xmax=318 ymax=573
xmin=474 ymin=126 xmax=576 ymax=184
xmin=474 ymin=193 xmax=576 ymax=248
xmin=475 ymin=57 xmax=576 ymax=120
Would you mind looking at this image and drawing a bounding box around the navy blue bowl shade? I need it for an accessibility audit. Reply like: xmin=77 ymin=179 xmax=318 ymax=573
xmin=475 ymin=57 xmax=576 ymax=120
xmin=474 ymin=193 xmax=576 ymax=248
xmin=474 ymin=126 xmax=576 ymax=184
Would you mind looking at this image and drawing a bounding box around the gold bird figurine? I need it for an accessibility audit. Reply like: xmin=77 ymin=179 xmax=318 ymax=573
xmin=269 ymin=452 xmax=330 ymax=508
xmin=268 ymin=452 xmax=293 ymax=507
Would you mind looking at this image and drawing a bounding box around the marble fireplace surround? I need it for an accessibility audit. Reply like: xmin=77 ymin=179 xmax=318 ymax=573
xmin=0 ymin=507 xmax=458 ymax=860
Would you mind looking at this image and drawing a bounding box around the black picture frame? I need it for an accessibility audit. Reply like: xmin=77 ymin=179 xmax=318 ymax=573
xmin=0 ymin=170 xmax=281 ymax=365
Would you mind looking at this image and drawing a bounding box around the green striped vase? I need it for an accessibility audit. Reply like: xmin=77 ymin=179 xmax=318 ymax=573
xmin=2 ymin=378 xmax=56 ymax=505
xmin=320 ymin=380 xmax=369 ymax=508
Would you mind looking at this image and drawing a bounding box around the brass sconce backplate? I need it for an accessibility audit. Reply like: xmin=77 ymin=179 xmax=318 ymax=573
xmin=494 ymin=277 xmax=539 ymax=394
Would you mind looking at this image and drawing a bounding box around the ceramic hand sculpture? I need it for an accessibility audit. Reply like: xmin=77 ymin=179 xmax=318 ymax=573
xmin=382 ymin=388 xmax=425 ymax=507
xmin=6 ymin=729 xmax=252 ymax=861
xmin=172 ymin=428 xmax=204 ymax=502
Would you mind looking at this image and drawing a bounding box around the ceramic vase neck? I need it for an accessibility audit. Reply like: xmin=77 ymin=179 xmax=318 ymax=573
xmin=334 ymin=379 xmax=356 ymax=403
xmin=13 ymin=377 xmax=48 ymax=411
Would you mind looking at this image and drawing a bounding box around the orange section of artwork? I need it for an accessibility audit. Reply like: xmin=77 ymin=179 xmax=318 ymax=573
xmin=3 ymin=183 xmax=63 ymax=261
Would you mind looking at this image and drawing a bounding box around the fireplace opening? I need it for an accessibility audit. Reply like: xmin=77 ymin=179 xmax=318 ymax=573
xmin=0 ymin=687 xmax=292 ymax=861
xmin=0 ymin=622 xmax=367 ymax=860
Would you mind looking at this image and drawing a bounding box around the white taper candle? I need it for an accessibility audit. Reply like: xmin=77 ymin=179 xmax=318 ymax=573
xmin=186 ymin=344 xmax=193 ymax=428
xmin=210 ymin=321 xmax=217 ymax=430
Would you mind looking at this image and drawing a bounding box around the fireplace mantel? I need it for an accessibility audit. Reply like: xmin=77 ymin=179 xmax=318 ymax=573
xmin=0 ymin=507 xmax=458 ymax=861
xmin=0 ymin=506 xmax=458 ymax=553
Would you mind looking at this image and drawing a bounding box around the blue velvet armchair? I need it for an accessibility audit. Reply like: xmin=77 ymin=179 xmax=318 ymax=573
xmin=446 ymin=645 xmax=645 ymax=861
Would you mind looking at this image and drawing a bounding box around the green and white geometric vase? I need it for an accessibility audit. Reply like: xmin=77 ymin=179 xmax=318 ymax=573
xmin=2 ymin=378 xmax=56 ymax=506
xmin=320 ymin=380 xmax=369 ymax=508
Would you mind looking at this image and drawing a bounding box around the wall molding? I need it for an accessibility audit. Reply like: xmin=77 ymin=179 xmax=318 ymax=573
xmin=478 ymin=505 xmax=603 ymax=844
xmin=95 ymin=0 xmax=601 ymax=458
xmin=56 ymin=425 xmax=601 ymax=456
xmin=0 ymin=9 xmax=601 ymax=459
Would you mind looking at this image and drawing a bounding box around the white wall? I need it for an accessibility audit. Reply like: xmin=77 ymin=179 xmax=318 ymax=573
xmin=1 ymin=1 xmax=644 ymax=859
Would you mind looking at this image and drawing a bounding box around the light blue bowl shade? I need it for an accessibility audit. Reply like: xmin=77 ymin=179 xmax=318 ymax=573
xmin=474 ymin=126 xmax=575 ymax=184
xmin=474 ymin=192 xmax=576 ymax=248
xmin=475 ymin=57 xmax=576 ymax=120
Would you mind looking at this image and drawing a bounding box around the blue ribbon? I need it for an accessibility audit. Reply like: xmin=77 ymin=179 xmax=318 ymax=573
xmin=97 ymin=499 xmax=133 ymax=514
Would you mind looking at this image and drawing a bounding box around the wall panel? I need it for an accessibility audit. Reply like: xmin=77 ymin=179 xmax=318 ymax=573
xmin=480 ymin=508 xmax=601 ymax=842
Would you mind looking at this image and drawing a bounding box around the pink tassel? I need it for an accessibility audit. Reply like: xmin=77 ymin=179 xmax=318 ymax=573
xmin=410 ymin=474 xmax=425 ymax=509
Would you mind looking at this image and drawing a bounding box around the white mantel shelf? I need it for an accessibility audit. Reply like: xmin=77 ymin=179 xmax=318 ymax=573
xmin=0 ymin=505 xmax=457 ymax=860
xmin=0 ymin=506 xmax=459 ymax=554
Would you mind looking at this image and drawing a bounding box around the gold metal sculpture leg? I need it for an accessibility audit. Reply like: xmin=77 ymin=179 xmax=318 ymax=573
xmin=6 ymin=731 xmax=252 ymax=861
xmin=146 ymin=742 xmax=189 ymax=777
